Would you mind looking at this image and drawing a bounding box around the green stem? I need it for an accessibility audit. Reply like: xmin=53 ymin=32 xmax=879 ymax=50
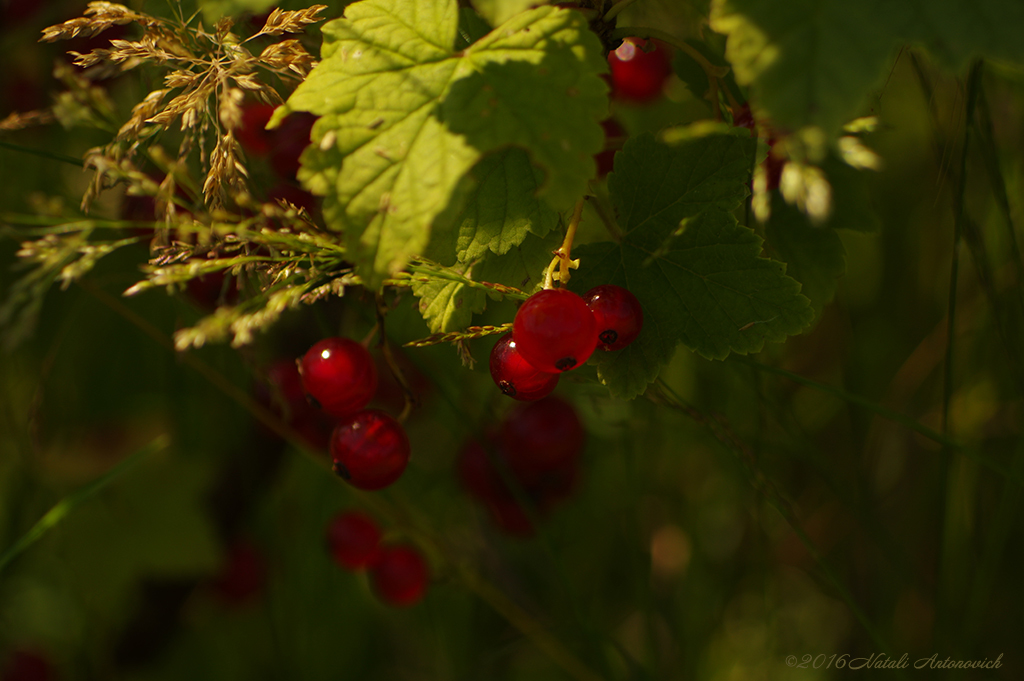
xmin=603 ymin=0 xmax=643 ymax=22
xmin=0 ymin=140 xmax=85 ymax=168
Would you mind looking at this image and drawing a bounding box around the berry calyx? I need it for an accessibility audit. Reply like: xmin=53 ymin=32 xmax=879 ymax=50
xmin=584 ymin=285 xmax=644 ymax=351
xmin=512 ymin=289 xmax=598 ymax=373
xmin=326 ymin=510 xmax=382 ymax=570
xmin=607 ymin=38 xmax=673 ymax=103
xmin=489 ymin=334 xmax=560 ymax=401
xmin=299 ymin=337 xmax=378 ymax=419
xmin=369 ymin=544 xmax=429 ymax=607
xmin=330 ymin=410 xmax=410 ymax=490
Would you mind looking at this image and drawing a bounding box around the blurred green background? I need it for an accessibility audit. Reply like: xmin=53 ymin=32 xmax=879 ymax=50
xmin=2 ymin=1 xmax=1022 ymax=680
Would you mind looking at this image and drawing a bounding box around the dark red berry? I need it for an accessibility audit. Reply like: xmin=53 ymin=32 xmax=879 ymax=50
xmin=607 ymin=38 xmax=672 ymax=102
xmin=732 ymin=102 xmax=755 ymax=131
xmin=595 ymin=118 xmax=626 ymax=178
xmin=269 ymin=111 xmax=317 ymax=181
xmin=512 ymin=289 xmax=598 ymax=373
xmin=211 ymin=540 xmax=266 ymax=606
xmin=584 ymin=285 xmax=644 ymax=351
xmin=370 ymin=544 xmax=429 ymax=606
xmin=300 ymin=337 xmax=378 ymax=418
xmin=326 ymin=510 xmax=381 ymax=570
xmin=490 ymin=334 xmax=560 ymax=401
xmin=237 ymin=103 xmax=276 ymax=156
xmin=330 ymin=410 xmax=410 ymax=490
xmin=1 ymin=648 xmax=53 ymax=681
xmin=502 ymin=397 xmax=585 ymax=483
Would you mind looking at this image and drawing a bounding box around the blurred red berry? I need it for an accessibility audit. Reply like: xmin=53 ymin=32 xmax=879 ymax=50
xmin=326 ymin=510 xmax=382 ymax=571
xmin=607 ymin=38 xmax=672 ymax=102
xmin=211 ymin=540 xmax=266 ymax=606
xmin=370 ymin=544 xmax=429 ymax=607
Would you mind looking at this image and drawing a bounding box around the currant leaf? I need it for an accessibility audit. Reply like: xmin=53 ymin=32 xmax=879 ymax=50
xmin=570 ymin=132 xmax=814 ymax=398
xmin=449 ymin=148 xmax=560 ymax=263
xmin=763 ymin=194 xmax=846 ymax=314
xmin=711 ymin=0 xmax=1024 ymax=137
xmin=411 ymin=229 xmax=556 ymax=334
xmin=276 ymin=0 xmax=607 ymax=288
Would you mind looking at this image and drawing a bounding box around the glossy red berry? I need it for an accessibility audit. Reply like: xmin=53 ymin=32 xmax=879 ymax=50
xmin=370 ymin=544 xmax=429 ymax=606
xmin=512 ymin=289 xmax=598 ymax=372
xmin=502 ymin=397 xmax=585 ymax=483
xmin=300 ymin=337 xmax=377 ymax=418
xmin=490 ymin=333 xmax=560 ymax=401
xmin=607 ymin=38 xmax=673 ymax=102
xmin=326 ymin=510 xmax=381 ymax=570
xmin=584 ymin=285 xmax=644 ymax=351
xmin=330 ymin=410 xmax=410 ymax=490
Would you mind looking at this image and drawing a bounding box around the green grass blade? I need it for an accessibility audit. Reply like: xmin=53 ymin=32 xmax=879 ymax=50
xmin=0 ymin=434 xmax=169 ymax=575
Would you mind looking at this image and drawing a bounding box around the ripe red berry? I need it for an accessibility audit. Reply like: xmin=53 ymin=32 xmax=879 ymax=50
xmin=502 ymin=397 xmax=585 ymax=483
xmin=300 ymin=337 xmax=378 ymax=418
xmin=211 ymin=539 xmax=266 ymax=606
xmin=1 ymin=648 xmax=53 ymax=681
xmin=607 ymin=38 xmax=673 ymax=102
xmin=236 ymin=103 xmax=277 ymax=156
xmin=269 ymin=111 xmax=317 ymax=181
xmin=595 ymin=118 xmax=626 ymax=178
xmin=489 ymin=333 xmax=560 ymax=401
xmin=370 ymin=544 xmax=429 ymax=607
xmin=583 ymin=285 xmax=644 ymax=351
xmin=326 ymin=510 xmax=382 ymax=571
xmin=330 ymin=410 xmax=410 ymax=490
xmin=512 ymin=289 xmax=598 ymax=372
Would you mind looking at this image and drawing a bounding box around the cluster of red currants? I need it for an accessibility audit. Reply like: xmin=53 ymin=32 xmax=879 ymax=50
xmin=262 ymin=338 xmax=410 ymax=491
xmin=297 ymin=338 xmax=411 ymax=491
xmin=490 ymin=285 xmax=643 ymax=400
xmin=325 ymin=510 xmax=429 ymax=607
xmin=458 ymin=397 xmax=584 ymax=536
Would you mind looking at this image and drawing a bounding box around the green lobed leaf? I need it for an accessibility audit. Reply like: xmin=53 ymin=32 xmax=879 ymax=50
xmin=451 ymin=147 xmax=560 ymax=263
xmin=820 ymin=154 xmax=881 ymax=233
xmin=570 ymin=133 xmax=813 ymax=398
xmin=411 ymin=229 xmax=558 ymax=333
xmin=278 ymin=0 xmax=607 ymax=289
xmin=470 ymin=0 xmax=542 ymax=27
xmin=710 ymin=0 xmax=899 ymax=137
xmin=411 ymin=262 xmax=488 ymax=333
xmin=711 ymin=0 xmax=1024 ymax=137
xmin=763 ymin=194 xmax=846 ymax=314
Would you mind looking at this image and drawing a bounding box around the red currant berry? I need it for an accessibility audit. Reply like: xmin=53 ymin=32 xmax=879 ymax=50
xmin=607 ymin=38 xmax=673 ymax=103
xmin=584 ymin=285 xmax=644 ymax=351
xmin=490 ymin=334 xmax=560 ymax=401
xmin=269 ymin=111 xmax=317 ymax=181
xmin=300 ymin=337 xmax=378 ymax=418
xmin=326 ymin=510 xmax=381 ymax=571
xmin=370 ymin=544 xmax=429 ymax=607
xmin=502 ymin=397 xmax=585 ymax=482
xmin=236 ymin=103 xmax=276 ymax=156
xmin=732 ymin=102 xmax=755 ymax=131
xmin=330 ymin=410 xmax=410 ymax=490
xmin=211 ymin=539 xmax=266 ymax=606
xmin=512 ymin=289 xmax=598 ymax=373
xmin=595 ymin=118 xmax=626 ymax=178
xmin=1 ymin=648 xmax=53 ymax=681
